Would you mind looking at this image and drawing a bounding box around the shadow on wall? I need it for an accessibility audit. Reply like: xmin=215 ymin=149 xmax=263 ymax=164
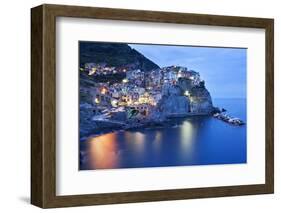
xmin=18 ymin=196 xmax=30 ymax=204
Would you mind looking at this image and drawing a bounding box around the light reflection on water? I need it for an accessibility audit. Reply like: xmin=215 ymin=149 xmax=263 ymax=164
xmin=87 ymin=133 xmax=119 ymax=169
xmin=80 ymin=99 xmax=247 ymax=170
xmin=81 ymin=119 xmax=199 ymax=170
xmin=180 ymin=121 xmax=195 ymax=151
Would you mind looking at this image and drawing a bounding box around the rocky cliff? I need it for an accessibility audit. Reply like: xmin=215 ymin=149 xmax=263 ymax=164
xmin=158 ymin=85 xmax=190 ymax=116
xmin=159 ymin=80 xmax=214 ymax=116
xmin=189 ymin=82 xmax=214 ymax=114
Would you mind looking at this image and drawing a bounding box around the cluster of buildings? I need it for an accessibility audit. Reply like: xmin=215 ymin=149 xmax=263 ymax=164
xmin=82 ymin=62 xmax=135 ymax=76
xmin=85 ymin=64 xmax=203 ymax=118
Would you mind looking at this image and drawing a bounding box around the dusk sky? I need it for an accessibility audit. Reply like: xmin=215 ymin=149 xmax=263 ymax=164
xmin=129 ymin=44 xmax=247 ymax=99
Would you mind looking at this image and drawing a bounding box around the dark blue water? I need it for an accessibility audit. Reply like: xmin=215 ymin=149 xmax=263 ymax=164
xmin=80 ymin=98 xmax=247 ymax=170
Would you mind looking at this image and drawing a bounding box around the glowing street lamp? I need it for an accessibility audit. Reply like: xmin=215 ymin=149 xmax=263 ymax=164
xmin=100 ymin=87 xmax=107 ymax=95
xmin=111 ymin=99 xmax=118 ymax=107
xmin=122 ymin=78 xmax=129 ymax=83
xmin=88 ymin=67 xmax=96 ymax=75
xmin=184 ymin=90 xmax=190 ymax=97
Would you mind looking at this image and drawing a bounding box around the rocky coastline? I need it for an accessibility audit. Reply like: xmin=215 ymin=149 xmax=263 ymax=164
xmin=79 ymin=43 xmax=244 ymax=141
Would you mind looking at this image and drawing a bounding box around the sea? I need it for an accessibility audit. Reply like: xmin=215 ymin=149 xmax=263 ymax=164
xmin=79 ymin=98 xmax=247 ymax=170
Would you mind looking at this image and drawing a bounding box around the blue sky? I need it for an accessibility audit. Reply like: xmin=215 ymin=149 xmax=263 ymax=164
xmin=129 ymin=44 xmax=247 ymax=99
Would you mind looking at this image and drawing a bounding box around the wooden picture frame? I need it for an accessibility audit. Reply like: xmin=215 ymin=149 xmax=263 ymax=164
xmin=31 ymin=4 xmax=274 ymax=208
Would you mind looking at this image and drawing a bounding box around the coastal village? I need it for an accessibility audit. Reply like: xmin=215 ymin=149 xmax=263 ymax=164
xmin=83 ymin=63 xmax=204 ymax=114
xmin=80 ymin=62 xmax=244 ymax=139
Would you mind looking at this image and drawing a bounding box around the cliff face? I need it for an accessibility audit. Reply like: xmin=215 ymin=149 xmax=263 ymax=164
xmin=178 ymin=78 xmax=193 ymax=92
xmin=159 ymin=80 xmax=213 ymax=116
xmin=160 ymin=96 xmax=190 ymax=115
xmin=80 ymin=103 xmax=97 ymax=139
xmin=189 ymin=82 xmax=213 ymax=114
xmin=158 ymin=85 xmax=190 ymax=116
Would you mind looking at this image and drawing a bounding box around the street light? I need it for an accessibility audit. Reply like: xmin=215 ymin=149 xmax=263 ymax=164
xmin=122 ymin=78 xmax=128 ymax=83
xmin=184 ymin=90 xmax=190 ymax=96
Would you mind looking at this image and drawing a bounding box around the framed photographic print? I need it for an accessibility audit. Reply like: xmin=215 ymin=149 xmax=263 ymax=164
xmin=31 ymin=4 xmax=274 ymax=208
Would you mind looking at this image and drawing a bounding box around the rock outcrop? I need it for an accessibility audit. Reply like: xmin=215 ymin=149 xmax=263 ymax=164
xmin=158 ymin=81 xmax=214 ymax=117
xmin=158 ymin=85 xmax=190 ymax=116
xmin=79 ymin=103 xmax=97 ymax=139
xmin=189 ymin=81 xmax=213 ymax=114
xmin=177 ymin=77 xmax=193 ymax=93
